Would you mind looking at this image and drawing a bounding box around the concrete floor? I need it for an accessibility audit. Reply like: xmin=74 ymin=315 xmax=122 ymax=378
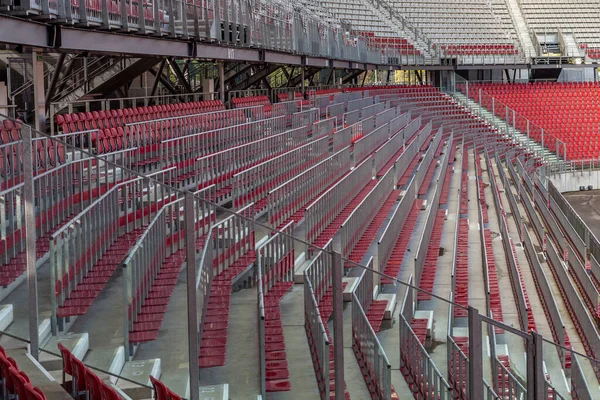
xmin=8 ymin=142 xmax=600 ymax=399
xmin=492 ymin=159 xmax=570 ymax=396
xmin=563 ymin=190 xmax=600 ymax=239
xmin=0 ymin=259 xmax=52 ymax=342
xmin=479 ymin=154 xmax=528 ymax=384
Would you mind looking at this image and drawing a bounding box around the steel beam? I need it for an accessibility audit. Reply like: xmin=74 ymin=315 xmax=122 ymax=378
xmin=149 ymin=66 xmax=179 ymax=95
xmin=150 ymin=59 xmax=167 ymax=98
xmin=32 ymin=50 xmax=46 ymax=132
xmin=45 ymin=53 xmax=65 ymax=107
xmin=264 ymin=51 xmax=301 ymax=65
xmin=218 ymin=62 xmax=225 ymax=103
xmin=0 ymin=15 xmax=48 ymax=47
xmin=168 ymin=58 xmax=192 ymax=93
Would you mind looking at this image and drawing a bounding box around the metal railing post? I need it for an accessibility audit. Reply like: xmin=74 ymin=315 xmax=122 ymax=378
xmin=528 ymin=331 xmax=545 ymax=400
xmin=23 ymin=125 xmax=39 ymax=360
xmin=468 ymin=306 xmax=483 ymax=399
xmin=332 ymin=251 xmax=345 ymax=399
xmin=185 ymin=192 xmax=200 ymax=400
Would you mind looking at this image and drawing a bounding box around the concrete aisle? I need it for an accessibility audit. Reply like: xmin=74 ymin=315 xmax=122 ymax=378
xmin=479 ymin=155 xmax=527 ymax=381
xmin=269 ymin=284 xmax=320 ymax=400
xmin=1 ymin=260 xmax=52 ymax=342
xmin=493 ymin=159 xmax=570 ymax=395
xmin=131 ymin=269 xmax=190 ymax=396
xmin=200 ymin=287 xmax=260 ymax=399
xmin=424 ymin=146 xmax=462 ymax=377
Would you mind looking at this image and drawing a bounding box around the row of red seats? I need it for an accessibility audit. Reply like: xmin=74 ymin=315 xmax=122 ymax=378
xmin=231 ymin=95 xmax=270 ymax=108
xmin=56 ymin=101 xmax=224 ymax=134
xmin=58 ymin=343 xmax=123 ymax=400
xmin=313 ymin=177 xmax=377 ymax=249
xmin=545 ymin=238 xmax=600 ymax=381
xmin=469 ymin=83 xmax=600 ymax=160
xmin=348 ymin=186 xmax=401 ymax=266
xmin=0 ymin=346 xmax=49 ymax=400
xmin=454 ymin=152 xmax=469 ymax=317
xmin=418 ymin=210 xmax=447 ymax=301
xmin=448 ymin=336 xmax=468 ymax=399
xmin=56 ymin=228 xmax=145 ymax=318
xmin=261 ymin=257 xmax=295 ymax=392
xmin=352 ymin=321 xmax=399 ymax=400
xmin=474 ymin=152 xmax=505 ymax=329
xmin=525 ymin=226 xmax=572 ymax=369
xmin=378 ymin=133 xmax=430 ymax=283
xmin=0 ymin=119 xmax=21 ymax=144
xmin=198 ymin=232 xmax=256 ymax=368
xmin=442 ymin=44 xmax=517 ymax=56
xmin=380 ymin=200 xmax=423 ymax=285
xmin=314 ymin=280 xmax=350 ymax=400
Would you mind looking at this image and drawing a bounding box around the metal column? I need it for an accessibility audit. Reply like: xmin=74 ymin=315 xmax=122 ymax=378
xmin=468 ymin=307 xmax=483 ymax=399
xmin=185 ymin=193 xmax=200 ymax=400
xmin=219 ymin=62 xmax=225 ymax=103
xmin=529 ymin=331 xmax=545 ymax=400
xmin=32 ymin=50 xmax=46 ymax=132
xmin=301 ymin=67 xmax=306 ymax=97
xmin=23 ymin=125 xmax=39 ymax=359
xmin=332 ymin=251 xmax=345 ymax=399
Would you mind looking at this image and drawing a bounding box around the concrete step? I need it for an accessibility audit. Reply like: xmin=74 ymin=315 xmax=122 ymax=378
xmin=39 ymin=332 xmax=90 ymax=371
xmin=377 ymin=293 xmax=397 ymax=320
xmin=342 ymin=276 xmax=359 ymax=302
xmin=0 ymin=304 xmax=14 ymax=332
xmin=116 ymin=358 xmax=161 ymax=399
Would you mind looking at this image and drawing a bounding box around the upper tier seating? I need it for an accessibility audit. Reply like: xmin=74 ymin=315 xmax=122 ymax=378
xmin=468 ymin=82 xmax=600 ymax=160
xmin=519 ymin=0 xmax=600 ymax=50
xmin=303 ymin=0 xmax=422 ymax=55
xmin=393 ymin=0 xmax=519 ymax=56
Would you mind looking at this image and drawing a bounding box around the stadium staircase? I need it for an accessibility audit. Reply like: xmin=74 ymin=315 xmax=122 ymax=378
xmin=503 ymin=0 xmax=537 ymax=60
xmin=451 ymin=91 xmax=558 ymax=162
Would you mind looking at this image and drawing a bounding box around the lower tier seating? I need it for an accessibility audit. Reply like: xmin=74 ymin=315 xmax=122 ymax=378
xmin=468 ymin=82 xmax=600 ymax=160
xmin=56 ymin=228 xmax=145 ymax=318
xmin=199 ymin=245 xmax=257 ymax=368
xmin=417 ymin=210 xmax=446 ymax=301
xmin=381 ymin=200 xmax=423 ymax=285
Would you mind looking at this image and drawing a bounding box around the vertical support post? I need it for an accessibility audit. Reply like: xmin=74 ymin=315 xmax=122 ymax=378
xmin=467 ymin=307 xmax=483 ymax=399
xmin=185 ymin=192 xmax=200 ymax=400
xmin=23 ymin=125 xmax=39 ymax=359
xmin=528 ymin=331 xmax=545 ymax=400
xmin=541 ymin=128 xmax=545 ymax=152
xmin=218 ymin=62 xmax=225 ymax=103
xmin=32 ymin=50 xmax=46 ymax=133
xmin=332 ymin=251 xmax=345 ymax=399
xmin=301 ymin=66 xmax=306 ymax=97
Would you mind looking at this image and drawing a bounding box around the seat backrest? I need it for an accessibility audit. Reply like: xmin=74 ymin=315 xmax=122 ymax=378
xmin=25 ymin=384 xmax=46 ymax=400
xmin=57 ymin=343 xmax=74 ymax=375
xmin=100 ymin=383 xmax=121 ymax=400
xmin=84 ymin=369 xmax=103 ymax=400
xmin=70 ymin=356 xmax=88 ymax=392
xmin=149 ymin=376 xmax=169 ymax=400
xmin=9 ymin=366 xmax=28 ymax=400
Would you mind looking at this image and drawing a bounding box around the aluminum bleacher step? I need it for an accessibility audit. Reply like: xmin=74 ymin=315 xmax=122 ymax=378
xmin=376 ymin=293 xmax=397 ymax=320
xmin=414 ymin=310 xmax=434 ymax=338
xmin=0 ymin=252 xmax=48 ymax=304
xmin=116 ymin=358 xmax=161 ymax=399
xmin=0 ymin=304 xmax=14 ymax=332
xmin=39 ymin=333 xmax=90 ymax=371
xmin=342 ymin=277 xmax=360 ymax=302
xmin=185 ymin=379 xmax=229 ymax=400
xmin=293 ymin=254 xmax=310 ymax=284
